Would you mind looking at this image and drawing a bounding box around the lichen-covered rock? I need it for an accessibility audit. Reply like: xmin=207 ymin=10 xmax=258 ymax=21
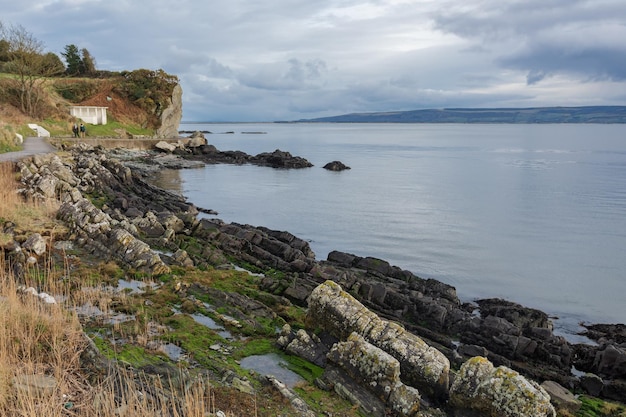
xmin=307 ymin=280 xmax=450 ymax=400
xmin=449 ymin=356 xmax=555 ymax=417
xmin=327 ymin=332 xmax=421 ymax=416
xmin=278 ymin=326 xmax=329 ymax=367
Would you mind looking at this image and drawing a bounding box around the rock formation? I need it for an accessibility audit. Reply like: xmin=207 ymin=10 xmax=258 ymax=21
xmin=323 ymin=160 xmax=351 ymax=171
xmin=6 ymin=144 xmax=625 ymax=415
xmin=155 ymin=84 xmax=183 ymax=139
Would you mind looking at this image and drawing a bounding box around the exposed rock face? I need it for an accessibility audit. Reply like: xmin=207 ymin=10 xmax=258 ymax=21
xmin=307 ymin=280 xmax=450 ymax=401
xmin=155 ymin=83 xmax=183 ymax=139
xmin=449 ymin=356 xmax=555 ymax=417
xmin=183 ymin=144 xmax=313 ymax=169
xmin=540 ymin=380 xmax=581 ymax=414
xmin=15 ymin=145 xmax=200 ymax=274
xmin=327 ymin=332 xmax=421 ymax=417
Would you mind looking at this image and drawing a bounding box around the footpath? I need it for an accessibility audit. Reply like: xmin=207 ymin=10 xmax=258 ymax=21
xmin=0 ymin=136 xmax=57 ymax=162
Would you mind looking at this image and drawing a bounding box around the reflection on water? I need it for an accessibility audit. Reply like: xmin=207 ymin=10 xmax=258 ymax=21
xmin=152 ymin=168 xmax=184 ymax=194
xmin=239 ymin=353 xmax=304 ymax=388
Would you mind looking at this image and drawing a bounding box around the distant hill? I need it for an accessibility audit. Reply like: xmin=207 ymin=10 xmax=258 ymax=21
xmin=298 ymin=106 xmax=626 ymax=123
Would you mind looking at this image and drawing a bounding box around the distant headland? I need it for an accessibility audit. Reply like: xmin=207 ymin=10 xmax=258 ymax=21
xmin=294 ymin=106 xmax=626 ymax=124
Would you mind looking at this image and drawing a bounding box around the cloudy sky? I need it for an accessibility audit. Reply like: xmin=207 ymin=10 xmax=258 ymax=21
xmin=3 ymin=0 xmax=626 ymax=121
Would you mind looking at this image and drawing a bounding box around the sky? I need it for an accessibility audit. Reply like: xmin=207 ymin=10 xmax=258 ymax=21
xmin=2 ymin=0 xmax=626 ymax=121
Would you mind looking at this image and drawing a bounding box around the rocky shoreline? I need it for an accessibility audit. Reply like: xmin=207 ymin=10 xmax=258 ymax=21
xmin=3 ymin=138 xmax=626 ymax=416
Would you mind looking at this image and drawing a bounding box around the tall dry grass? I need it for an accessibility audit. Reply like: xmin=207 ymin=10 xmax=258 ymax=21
xmin=0 ymin=261 xmax=241 ymax=417
xmin=0 ymin=162 xmax=242 ymax=416
xmin=0 ymin=161 xmax=60 ymax=236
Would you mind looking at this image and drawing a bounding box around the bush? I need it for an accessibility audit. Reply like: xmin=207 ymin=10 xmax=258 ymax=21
xmin=53 ymin=80 xmax=100 ymax=102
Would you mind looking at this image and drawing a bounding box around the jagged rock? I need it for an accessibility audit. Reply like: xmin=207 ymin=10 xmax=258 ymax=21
xmin=323 ymin=160 xmax=351 ymax=171
xmin=321 ymin=365 xmax=388 ymax=417
xmin=22 ymin=233 xmax=47 ymax=255
xmin=594 ymin=344 xmax=626 ymax=378
xmin=172 ymin=249 xmax=194 ymax=267
xmin=307 ymin=280 xmax=450 ymax=401
xmin=602 ymin=378 xmax=626 ymax=402
xmin=187 ymin=133 xmax=207 ymax=147
xmin=278 ymin=326 xmax=329 ymax=367
xmin=155 ymin=83 xmax=183 ymax=139
xmin=580 ymin=373 xmax=604 ymax=396
xmin=327 ymin=332 xmax=421 ymax=416
xmin=541 ymin=380 xmax=581 ymax=414
xmin=266 ymin=376 xmax=316 ymax=417
xmin=251 ymin=149 xmax=313 ymax=169
xmin=449 ymin=356 xmax=555 ymax=417
xmin=155 ymin=141 xmax=176 ymax=152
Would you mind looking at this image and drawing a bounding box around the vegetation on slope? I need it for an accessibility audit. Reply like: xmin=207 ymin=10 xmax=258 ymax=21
xmin=0 ymin=20 xmax=178 ymax=150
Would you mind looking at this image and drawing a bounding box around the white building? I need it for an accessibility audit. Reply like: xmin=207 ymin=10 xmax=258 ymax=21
xmin=70 ymin=106 xmax=108 ymax=125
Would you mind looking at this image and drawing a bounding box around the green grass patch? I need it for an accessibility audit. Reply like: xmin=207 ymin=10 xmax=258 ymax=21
xmin=85 ymin=120 xmax=154 ymax=137
xmin=232 ymin=337 xmax=276 ymax=360
xmin=283 ymin=355 xmax=323 ymax=383
xmin=577 ymin=396 xmax=626 ymax=417
xmin=90 ymin=334 xmax=165 ymax=367
xmin=162 ymin=313 xmax=225 ymax=368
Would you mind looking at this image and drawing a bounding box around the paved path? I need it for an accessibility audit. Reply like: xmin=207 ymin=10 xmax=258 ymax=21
xmin=0 ymin=136 xmax=57 ymax=162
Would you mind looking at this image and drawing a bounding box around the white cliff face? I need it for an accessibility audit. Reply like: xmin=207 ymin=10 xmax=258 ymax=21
xmin=155 ymin=84 xmax=183 ymax=139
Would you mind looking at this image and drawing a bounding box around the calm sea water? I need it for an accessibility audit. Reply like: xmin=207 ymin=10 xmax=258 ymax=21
xmin=159 ymin=123 xmax=626 ymax=336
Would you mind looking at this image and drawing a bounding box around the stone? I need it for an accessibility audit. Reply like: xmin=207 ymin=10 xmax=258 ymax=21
xmin=155 ymin=141 xmax=176 ymax=153
xmin=22 ymin=233 xmax=47 ymax=255
xmin=187 ymin=135 xmax=207 ymax=147
xmin=594 ymin=344 xmax=626 ymax=377
xmin=283 ymin=328 xmax=329 ymax=367
xmin=580 ymin=373 xmax=604 ymax=396
xmin=323 ymin=160 xmax=351 ymax=171
xmin=540 ymin=380 xmax=581 ymax=413
xmin=449 ymin=356 xmax=555 ymax=417
xmin=307 ymin=280 xmax=450 ymax=400
xmin=327 ymin=332 xmax=421 ymax=416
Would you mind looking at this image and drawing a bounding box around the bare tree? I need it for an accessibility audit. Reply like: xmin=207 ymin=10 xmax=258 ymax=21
xmin=1 ymin=23 xmax=59 ymax=117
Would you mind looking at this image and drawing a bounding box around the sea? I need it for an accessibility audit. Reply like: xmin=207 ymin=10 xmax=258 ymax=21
xmin=155 ymin=122 xmax=626 ymax=341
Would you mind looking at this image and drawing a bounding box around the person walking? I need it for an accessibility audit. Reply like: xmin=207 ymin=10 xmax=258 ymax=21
xmin=72 ymin=123 xmax=79 ymax=138
xmin=79 ymin=123 xmax=86 ymax=138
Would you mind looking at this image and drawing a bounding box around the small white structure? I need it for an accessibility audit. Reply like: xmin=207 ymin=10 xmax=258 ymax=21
xmin=70 ymin=106 xmax=108 ymax=125
xmin=27 ymin=123 xmax=50 ymax=137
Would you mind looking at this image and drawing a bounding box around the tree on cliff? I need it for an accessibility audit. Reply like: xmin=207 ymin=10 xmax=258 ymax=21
xmin=62 ymin=44 xmax=97 ymax=76
xmin=61 ymin=44 xmax=81 ymax=75
xmin=0 ymin=22 xmax=64 ymax=117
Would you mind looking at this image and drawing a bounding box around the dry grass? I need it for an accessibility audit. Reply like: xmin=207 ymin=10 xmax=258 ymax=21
xmin=0 ymin=262 xmax=244 ymax=416
xmin=0 ymin=161 xmax=247 ymax=416
xmin=0 ymin=161 xmax=61 ymax=234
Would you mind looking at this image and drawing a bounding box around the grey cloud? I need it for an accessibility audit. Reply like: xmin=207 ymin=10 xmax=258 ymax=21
xmin=433 ymin=0 xmax=626 ymax=83
xmin=3 ymin=0 xmax=626 ymax=120
xmin=237 ymin=58 xmax=328 ymax=91
xmin=526 ymin=70 xmax=547 ymax=85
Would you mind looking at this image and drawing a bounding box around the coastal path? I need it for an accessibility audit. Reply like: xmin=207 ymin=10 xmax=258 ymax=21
xmin=0 ymin=136 xmax=57 ymax=163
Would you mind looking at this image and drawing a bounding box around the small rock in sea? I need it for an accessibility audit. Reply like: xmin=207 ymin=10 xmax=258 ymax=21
xmin=323 ymin=161 xmax=351 ymax=171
